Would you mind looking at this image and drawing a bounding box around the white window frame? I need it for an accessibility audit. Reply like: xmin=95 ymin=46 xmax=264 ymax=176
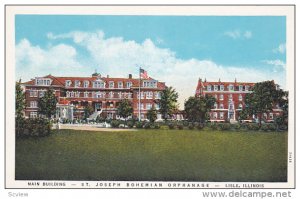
xmin=219 ymin=94 xmax=224 ymax=101
xmin=207 ymin=85 xmax=212 ymax=91
xmin=229 ymin=84 xmax=234 ymax=91
xmin=239 ymin=94 xmax=243 ymax=101
xmin=83 ymin=80 xmax=89 ymax=88
xmin=239 ymin=103 xmax=243 ymax=109
xmin=214 ymin=94 xmax=218 ymax=100
xmin=30 ymin=112 xmax=38 ymax=118
xmin=269 ymin=113 xmax=274 ymax=120
xmin=239 ymin=85 xmax=243 ymax=91
xmin=213 ymin=112 xmax=218 ymax=119
xmin=118 ymin=82 xmax=123 ymax=88
xmin=109 ymin=81 xmax=114 ymax=88
xmin=75 ymin=80 xmax=81 ymax=88
xmin=84 ymin=92 xmax=89 ymax=98
xmin=65 ymin=80 xmax=72 ymax=87
xmin=245 ymin=85 xmax=250 ymax=91
xmin=214 ymin=85 xmax=218 ymax=91
xmin=214 ymin=103 xmax=218 ymax=109
xmin=39 ymin=91 xmax=45 ymax=98
xmin=30 ymin=101 xmax=37 ymax=108
xmin=146 ymin=91 xmax=153 ymax=99
xmin=146 ymin=103 xmax=152 ymax=110
xmin=220 ymin=112 xmax=224 ymax=119
xmin=126 ymin=82 xmax=132 ymax=88
xmin=220 ymin=103 xmax=224 ymax=109
xmin=220 ymin=85 xmax=224 ymax=91
xmin=29 ymin=90 xmax=38 ymax=97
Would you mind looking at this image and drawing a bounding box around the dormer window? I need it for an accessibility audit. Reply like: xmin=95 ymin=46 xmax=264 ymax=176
xmin=35 ymin=78 xmax=52 ymax=86
xmin=214 ymin=85 xmax=218 ymax=91
xmin=228 ymin=84 xmax=234 ymax=91
xmin=65 ymin=80 xmax=72 ymax=87
xmin=143 ymin=80 xmax=157 ymax=88
xmin=75 ymin=80 xmax=81 ymax=88
xmin=239 ymin=85 xmax=243 ymax=91
xmin=109 ymin=81 xmax=114 ymax=88
xmin=83 ymin=80 xmax=89 ymax=88
xmin=93 ymin=80 xmax=105 ymax=88
xmin=126 ymin=82 xmax=132 ymax=88
xmin=207 ymin=85 xmax=212 ymax=91
xmin=118 ymin=82 xmax=123 ymax=88
xmin=245 ymin=85 xmax=250 ymax=91
xmin=220 ymin=85 xmax=224 ymax=91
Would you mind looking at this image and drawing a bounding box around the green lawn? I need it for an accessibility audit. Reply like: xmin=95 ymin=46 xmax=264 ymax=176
xmin=15 ymin=129 xmax=287 ymax=182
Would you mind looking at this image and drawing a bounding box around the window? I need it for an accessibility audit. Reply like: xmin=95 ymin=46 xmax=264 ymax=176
xmin=83 ymin=81 xmax=89 ymax=88
xmin=66 ymin=91 xmax=70 ymax=97
xmin=146 ymin=103 xmax=152 ymax=110
xmin=93 ymin=80 xmax=105 ymax=88
xmin=207 ymin=85 xmax=212 ymax=91
xmin=118 ymin=92 xmax=122 ymax=99
xmin=146 ymin=91 xmax=153 ymax=99
xmin=30 ymin=112 xmax=37 ymax=118
xmin=75 ymin=80 xmax=81 ymax=87
xmin=137 ymin=92 xmax=144 ymax=99
xmin=75 ymin=92 xmax=80 ymax=98
xmin=84 ymin=92 xmax=89 ymax=98
xmin=245 ymin=85 xmax=250 ymax=91
xmin=65 ymin=80 xmax=72 ymax=87
xmin=269 ymin=113 xmax=274 ymax=120
xmin=30 ymin=101 xmax=37 ymax=108
xmin=70 ymin=91 xmax=74 ymax=98
xmin=239 ymin=103 xmax=243 ymax=109
xmin=214 ymin=94 xmax=218 ymax=100
xmin=39 ymin=91 xmax=45 ymax=98
xmin=143 ymin=80 xmax=157 ymax=88
xmin=263 ymin=113 xmax=268 ymax=119
xmin=219 ymin=103 xmax=224 ymax=109
xmin=126 ymin=82 xmax=132 ymax=88
xmin=239 ymin=85 xmax=243 ymax=91
xmin=118 ymin=82 xmax=123 ymax=88
xmin=214 ymin=85 xmax=218 ymax=91
xmin=220 ymin=85 xmax=224 ymax=91
xmin=239 ymin=94 xmax=243 ymax=101
xmin=29 ymin=90 xmax=38 ymax=97
xmin=219 ymin=94 xmax=224 ymax=100
xmin=109 ymin=92 xmax=114 ymax=98
xmin=138 ymin=103 xmax=144 ymax=110
xmin=35 ymin=78 xmax=52 ymax=86
xmin=213 ymin=112 xmax=218 ymax=119
xmin=229 ymin=84 xmax=234 ymax=91
xmin=155 ymin=103 xmax=160 ymax=110
xmin=109 ymin=81 xmax=114 ymax=88
xmin=214 ymin=103 xmax=218 ymax=109
xmin=229 ymin=94 xmax=233 ymax=101
xmin=155 ymin=92 xmax=161 ymax=99
xmin=220 ymin=112 xmax=224 ymax=119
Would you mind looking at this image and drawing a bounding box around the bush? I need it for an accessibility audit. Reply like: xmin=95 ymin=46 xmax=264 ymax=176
xmin=135 ymin=121 xmax=144 ymax=129
xmin=111 ymin=120 xmax=120 ymax=128
xmin=268 ymin=123 xmax=277 ymax=131
xmin=210 ymin=122 xmax=218 ymax=130
xmin=168 ymin=123 xmax=176 ymax=130
xmin=194 ymin=122 xmax=204 ymax=130
xmin=144 ymin=122 xmax=152 ymax=129
xmin=153 ymin=123 xmax=160 ymax=129
xmin=233 ymin=123 xmax=241 ymax=130
xmin=16 ymin=117 xmax=52 ymax=138
xmin=246 ymin=123 xmax=260 ymax=131
xmin=177 ymin=124 xmax=184 ymax=130
xmin=182 ymin=120 xmax=189 ymax=127
xmin=188 ymin=123 xmax=194 ymax=130
xmin=220 ymin=123 xmax=231 ymax=131
xmin=127 ymin=121 xmax=134 ymax=128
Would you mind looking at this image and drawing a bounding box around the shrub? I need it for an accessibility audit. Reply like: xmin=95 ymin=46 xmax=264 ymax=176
xmin=111 ymin=120 xmax=120 ymax=128
xmin=246 ymin=123 xmax=260 ymax=131
xmin=195 ymin=123 xmax=204 ymax=130
xmin=233 ymin=123 xmax=241 ymax=130
xmin=177 ymin=124 xmax=184 ymax=130
xmin=210 ymin=122 xmax=218 ymax=130
xmin=261 ymin=124 xmax=269 ymax=132
xmin=188 ymin=123 xmax=194 ymax=130
xmin=268 ymin=123 xmax=277 ymax=131
xmin=16 ymin=117 xmax=52 ymax=138
xmin=127 ymin=121 xmax=134 ymax=128
xmin=135 ymin=121 xmax=144 ymax=129
xmin=144 ymin=122 xmax=152 ymax=129
xmin=182 ymin=120 xmax=189 ymax=127
xmin=220 ymin=123 xmax=231 ymax=131
xmin=153 ymin=123 xmax=160 ymax=129
xmin=168 ymin=123 xmax=176 ymax=130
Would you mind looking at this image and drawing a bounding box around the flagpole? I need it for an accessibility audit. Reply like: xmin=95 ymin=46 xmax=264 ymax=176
xmin=138 ymin=67 xmax=141 ymax=121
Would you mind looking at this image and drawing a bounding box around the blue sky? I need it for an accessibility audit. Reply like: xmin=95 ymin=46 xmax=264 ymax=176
xmin=15 ymin=15 xmax=286 ymax=107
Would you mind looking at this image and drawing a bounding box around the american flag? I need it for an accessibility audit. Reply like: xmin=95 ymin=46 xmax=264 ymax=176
xmin=140 ymin=68 xmax=149 ymax=79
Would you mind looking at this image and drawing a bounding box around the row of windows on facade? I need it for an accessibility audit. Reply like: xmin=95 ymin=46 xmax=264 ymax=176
xmin=65 ymin=91 xmax=161 ymax=99
xmin=64 ymin=80 xmax=157 ymax=88
xmin=213 ymin=94 xmax=243 ymax=101
xmin=206 ymin=84 xmax=251 ymax=92
xmin=212 ymin=102 xmax=243 ymax=110
xmin=210 ymin=112 xmax=276 ymax=120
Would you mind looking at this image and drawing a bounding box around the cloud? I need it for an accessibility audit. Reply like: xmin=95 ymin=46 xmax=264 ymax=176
xmin=224 ymin=30 xmax=252 ymax=39
xmin=273 ymin=43 xmax=286 ymax=54
xmin=16 ymin=31 xmax=285 ymax=108
xmin=262 ymin=59 xmax=286 ymax=70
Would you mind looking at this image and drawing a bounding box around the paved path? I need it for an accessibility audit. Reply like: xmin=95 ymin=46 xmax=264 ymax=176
xmin=59 ymin=125 xmax=137 ymax=132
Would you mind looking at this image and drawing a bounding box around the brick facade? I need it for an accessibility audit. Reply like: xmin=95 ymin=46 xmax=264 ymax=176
xmin=22 ymin=74 xmax=166 ymax=120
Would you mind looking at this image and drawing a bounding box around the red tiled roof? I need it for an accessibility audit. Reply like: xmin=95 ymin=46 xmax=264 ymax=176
xmin=58 ymin=98 xmax=70 ymax=105
xmin=22 ymin=74 xmax=166 ymax=89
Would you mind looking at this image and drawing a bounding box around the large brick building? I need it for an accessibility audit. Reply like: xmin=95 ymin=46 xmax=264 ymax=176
xmin=195 ymin=78 xmax=282 ymax=123
xmin=22 ymin=73 xmax=166 ymax=120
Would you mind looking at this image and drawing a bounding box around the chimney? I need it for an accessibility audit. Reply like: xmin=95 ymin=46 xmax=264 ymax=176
xmin=235 ymin=78 xmax=237 ymax=83
xmin=219 ymin=78 xmax=221 ymax=82
xmin=107 ymin=75 xmax=109 ymax=78
xmin=129 ymin=74 xmax=132 ymax=79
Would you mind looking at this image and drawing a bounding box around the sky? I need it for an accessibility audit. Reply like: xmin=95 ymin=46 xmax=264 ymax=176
xmin=15 ymin=15 xmax=286 ymax=108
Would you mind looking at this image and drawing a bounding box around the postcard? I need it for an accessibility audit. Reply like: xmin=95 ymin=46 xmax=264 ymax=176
xmin=5 ymin=5 xmax=295 ymax=189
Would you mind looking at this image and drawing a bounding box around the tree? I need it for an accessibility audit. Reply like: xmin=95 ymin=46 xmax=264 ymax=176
xmin=117 ymin=99 xmax=133 ymax=122
xmin=243 ymin=81 xmax=286 ymax=126
xmin=158 ymin=87 xmax=179 ymax=120
xmin=184 ymin=95 xmax=216 ymax=123
xmin=15 ymin=79 xmax=26 ymax=118
xmin=146 ymin=107 xmax=158 ymax=123
xmin=84 ymin=104 xmax=94 ymax=119
xmin=38 ymin=88 xmax=58 ymax=119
